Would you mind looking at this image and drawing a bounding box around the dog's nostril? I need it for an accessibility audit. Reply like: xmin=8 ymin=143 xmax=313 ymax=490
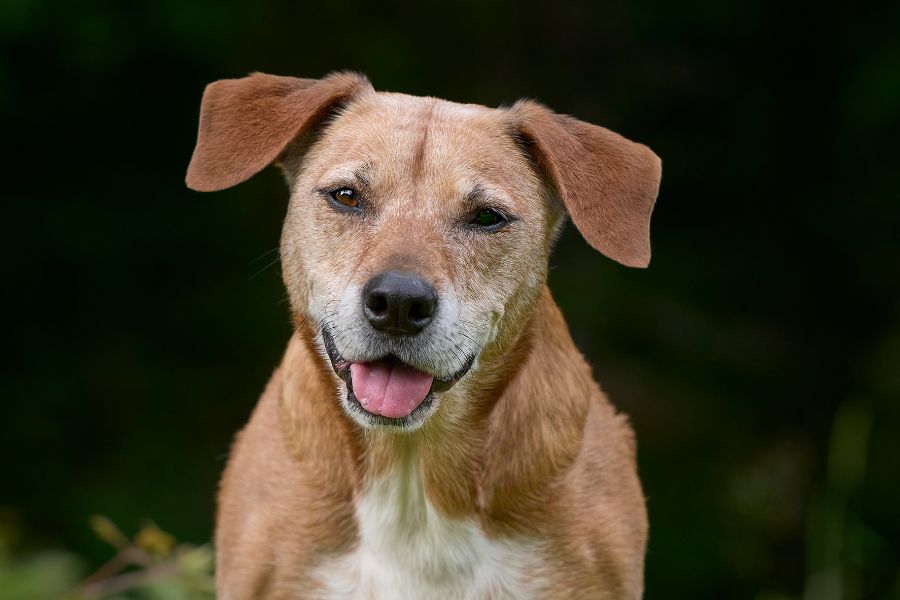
xmin=366 ymin=293 xmax=389 ymax=315
xmin=408 ymin=298 xmax=434 ymax=322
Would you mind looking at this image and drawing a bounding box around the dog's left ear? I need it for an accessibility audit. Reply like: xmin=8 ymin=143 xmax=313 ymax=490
xmin=186 ymin=71 xmax=372 ymax=192
xmin=510 ymin=100 xmax=662 ymax=268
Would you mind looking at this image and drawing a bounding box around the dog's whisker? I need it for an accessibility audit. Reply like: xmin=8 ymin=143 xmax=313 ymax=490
xmin=248 ymin=246 xmax=281 ymax=264
xmin=248 ymin=255 xmax=282 ymax=280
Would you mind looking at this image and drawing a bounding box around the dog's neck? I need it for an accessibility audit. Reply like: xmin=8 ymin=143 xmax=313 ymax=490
xmin=279 ymin=286 xmax=595 ymax=529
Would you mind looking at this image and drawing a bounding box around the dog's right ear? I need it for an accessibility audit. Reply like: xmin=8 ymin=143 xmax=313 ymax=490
xmin=186 ymin=72 xmax=372 ymax=192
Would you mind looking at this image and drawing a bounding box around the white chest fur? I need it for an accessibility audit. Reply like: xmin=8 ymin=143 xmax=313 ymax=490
xmin=311 ymin=459 xmax=542 ymax=599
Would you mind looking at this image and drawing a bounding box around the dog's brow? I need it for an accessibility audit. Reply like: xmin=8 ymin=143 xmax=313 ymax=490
xmin=316 ymin=163 xmax=373 ymax=194
xmin=461 ymin=184 xmax=515 ymax=213
xmin=464 ymin=185 xmax=485 ymax=205
xmin=353 ymin=162 xmax=373 ymax=189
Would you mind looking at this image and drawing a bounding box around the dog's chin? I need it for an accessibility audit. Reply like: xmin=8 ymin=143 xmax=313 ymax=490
xmin=342 ymin=387 xmax=438 ymax=431
xmin=321 ymin=327 xmax=475 ymax=432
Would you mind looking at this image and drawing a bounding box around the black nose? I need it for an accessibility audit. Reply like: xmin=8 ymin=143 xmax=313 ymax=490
xmin=362 ymin=271 xmax=437 ymax=335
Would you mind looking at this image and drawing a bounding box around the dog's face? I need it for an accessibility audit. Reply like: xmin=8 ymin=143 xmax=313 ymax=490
xmin=186 ymin=73 xmax=661 ymax=431
xmin=279 ymin=93 xmax=557 ymax=429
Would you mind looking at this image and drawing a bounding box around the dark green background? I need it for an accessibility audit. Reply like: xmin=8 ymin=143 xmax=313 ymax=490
xmin=3 ymin=0 xmax=899 ymax=597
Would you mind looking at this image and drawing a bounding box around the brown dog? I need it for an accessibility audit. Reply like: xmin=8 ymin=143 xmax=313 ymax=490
xmin=186 ymin=72 xmax=661 ymax=599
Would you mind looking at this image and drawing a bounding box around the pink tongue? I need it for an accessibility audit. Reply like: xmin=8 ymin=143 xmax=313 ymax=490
xmin=349 ymin=360 xmax=434 ymax=418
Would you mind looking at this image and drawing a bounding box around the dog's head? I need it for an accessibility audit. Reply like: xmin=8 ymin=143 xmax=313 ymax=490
xmin=187 ymin=72 xmax=661 ymax=431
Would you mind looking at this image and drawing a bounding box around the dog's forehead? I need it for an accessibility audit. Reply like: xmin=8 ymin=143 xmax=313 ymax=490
xmin=307 ymin=91 xmax=537 ymax=205
xmin=320 ymin=93 xmax=518 ymax=166
xmin=343 ymin=91 xmax=507 ymax=138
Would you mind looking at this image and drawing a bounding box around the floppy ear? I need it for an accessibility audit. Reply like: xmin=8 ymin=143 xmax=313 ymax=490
xmin=186 ymin=71 xmax=372 ymax=192
xmin=511 ymin=100 xmax=662 ymax=268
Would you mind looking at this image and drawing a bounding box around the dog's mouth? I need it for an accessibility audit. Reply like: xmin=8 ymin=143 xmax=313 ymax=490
xmin=322 ymin=327 xmax=475 ymax=424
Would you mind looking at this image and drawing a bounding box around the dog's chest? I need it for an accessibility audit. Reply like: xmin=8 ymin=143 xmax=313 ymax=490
xmin=311 ymin=467 xmax=542 ymax=599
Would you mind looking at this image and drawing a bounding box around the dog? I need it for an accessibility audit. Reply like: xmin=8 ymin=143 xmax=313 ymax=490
xmin=186 ymin=72 xmax=661 ymax=599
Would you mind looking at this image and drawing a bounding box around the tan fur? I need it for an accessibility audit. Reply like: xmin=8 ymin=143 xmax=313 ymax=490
xmin=187 ymin=72 xmax=660 ymax=599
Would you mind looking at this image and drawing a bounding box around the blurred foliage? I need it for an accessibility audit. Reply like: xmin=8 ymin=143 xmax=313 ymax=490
xmin=0 ymin=514 xmax=213 ymax=600
xmin=2 ymin=0 xmax=899 ymax=598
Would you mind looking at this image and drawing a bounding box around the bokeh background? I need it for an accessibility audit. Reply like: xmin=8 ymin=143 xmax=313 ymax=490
xmin=3 ymin=0 xmax=899 ymax=598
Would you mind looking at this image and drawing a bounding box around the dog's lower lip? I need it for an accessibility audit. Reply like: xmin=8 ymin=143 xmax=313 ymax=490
xmin=432 ymin=353 xmax=476 ymax=392
xmin=322 ymin=327 xmax=353 ymax=384
xmin=320 ymin=327 xmax=475 ymax=408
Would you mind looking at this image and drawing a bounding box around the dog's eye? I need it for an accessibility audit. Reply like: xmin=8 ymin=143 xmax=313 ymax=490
xmin=329 ymin=187 xmax=360 ymax=209
xmin=470 ymin=209 xmax=507 ymax=230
